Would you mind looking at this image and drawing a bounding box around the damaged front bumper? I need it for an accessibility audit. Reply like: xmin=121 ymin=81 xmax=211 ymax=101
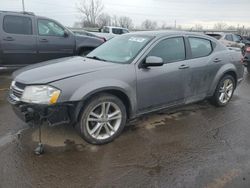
xmin=8 ymin=92 xmax=75 ymax=127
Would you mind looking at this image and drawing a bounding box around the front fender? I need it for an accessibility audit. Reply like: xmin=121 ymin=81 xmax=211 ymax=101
xmin=208 ymin=63 xmax=237 ymax=96
xmin=70 ymin=79 xmax=137 ymax=117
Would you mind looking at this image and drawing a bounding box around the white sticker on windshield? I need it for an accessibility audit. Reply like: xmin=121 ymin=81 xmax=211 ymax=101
xmin=129 ymin=37 xmax=146 ymax=43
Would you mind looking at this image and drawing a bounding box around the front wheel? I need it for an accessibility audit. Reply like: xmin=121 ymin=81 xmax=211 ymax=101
xmin=210 ymin=75 xmax=236 ymax=107
xmin=76 ymin=94 xmax=127 ymax=145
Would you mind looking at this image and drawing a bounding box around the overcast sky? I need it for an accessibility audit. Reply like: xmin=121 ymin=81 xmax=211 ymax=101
xmin=1 ymin=0 xmax=250 ymax=28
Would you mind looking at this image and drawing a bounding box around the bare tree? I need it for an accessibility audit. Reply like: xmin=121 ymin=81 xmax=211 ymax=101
xmin=213 ymin=22 xmax=227 ymax=30
xmin=78 ymin=0 xmax=104 ymax=27
xmin=97 ymin=13 xmax=111 ymax=28
xmin=194 ymin=24 xmax=203 ymax=31
xmin=118 ymin=16 xmax=133 ymax=29
xmin=111 ymin=15 xmax=119 ymax=27
xmin=73 ymin=21 xmax=83 ymax=28
xmin=141 ymin=19 xmax=157 ymax=30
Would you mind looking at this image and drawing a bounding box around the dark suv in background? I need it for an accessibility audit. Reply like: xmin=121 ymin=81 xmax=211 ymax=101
xmin=0 ymin=11 xmax=104 ymax=69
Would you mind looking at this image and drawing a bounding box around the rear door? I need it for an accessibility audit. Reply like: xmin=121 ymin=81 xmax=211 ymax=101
xmin=36 ymin=18 xmax=75 ymax=62
xmin=0 ymin=14 xmax=37 ymax=66
xmin=184 ymin=37 xmax=221 ymax=102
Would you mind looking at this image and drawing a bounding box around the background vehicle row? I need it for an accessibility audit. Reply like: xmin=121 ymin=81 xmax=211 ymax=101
xmin=0 ymin=11 xmax=104 ymax=69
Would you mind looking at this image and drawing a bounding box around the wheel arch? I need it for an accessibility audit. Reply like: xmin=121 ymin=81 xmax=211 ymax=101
xmin=208 ymin=64 xmax=238 ymax=96
xmin=73 ymin=87 xmax=135 ymax=124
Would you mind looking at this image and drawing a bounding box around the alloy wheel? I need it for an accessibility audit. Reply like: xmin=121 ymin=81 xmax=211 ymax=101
xmin=85 ymin=102 xmax=122 ymax=140
xmin=218 ymin=79 xmax=234 ymax=104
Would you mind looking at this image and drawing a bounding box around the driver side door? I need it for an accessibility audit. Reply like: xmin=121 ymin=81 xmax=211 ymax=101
xmin=36 ymin=19 xmax=75 ymax=62
xmin=136 ymin=36 xmax=189 ymax=113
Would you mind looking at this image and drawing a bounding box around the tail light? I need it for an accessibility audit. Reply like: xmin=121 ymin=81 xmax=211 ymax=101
xmin=100 ymin=37 xmax=106 ymax=42
xmin=246 ymin=47 xmax=250 ymax=53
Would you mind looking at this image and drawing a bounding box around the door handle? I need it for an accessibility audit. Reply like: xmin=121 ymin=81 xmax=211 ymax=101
xmin=39 ymin=39 xmax=48 ymax=42
xmin=213 ymin=58 xmax=222 ymax=63
xmin=3 ymin=37 xmax=14 ymax=41
xmin=179 ymin=64 xmax=189 ymax=69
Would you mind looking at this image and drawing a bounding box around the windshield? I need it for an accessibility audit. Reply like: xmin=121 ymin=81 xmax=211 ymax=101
xmin=87 ymin=34 xmax=153 ymax=64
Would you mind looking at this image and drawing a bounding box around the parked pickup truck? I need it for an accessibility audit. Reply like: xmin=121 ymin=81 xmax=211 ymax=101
xmin=0 ymin=11 xmax=104 ymax=69
xmin=90 ymin=26 xmax=129 ymax=41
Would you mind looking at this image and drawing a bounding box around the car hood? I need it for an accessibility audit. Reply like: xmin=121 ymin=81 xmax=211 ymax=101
xmin=75 ymin=34 xmax=103 ymax=44
xmin=13 ymin=56 xmax=119 ymax=84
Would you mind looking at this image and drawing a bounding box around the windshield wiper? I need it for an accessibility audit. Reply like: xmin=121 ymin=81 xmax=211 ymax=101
xmin=86 ymin=56 xmax=107 ymax=62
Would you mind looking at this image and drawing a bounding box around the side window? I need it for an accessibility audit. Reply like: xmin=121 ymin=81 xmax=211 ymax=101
xmin=148 ymin=37 xmax=186 ymax=63
xmin=189 ymin=37 xmax=212 ymax=58
xmin=3 ymin=15 xmax=32 ymax=35
xmin=103 ymin=27 xmax=109 ymax=33
xmin=38 ymin=19 xmax=65 ymax=37
xmin=112 ymin=28 xmax=123 ymax=35
xmin=225 ymin=34 xmax=233 ymax=41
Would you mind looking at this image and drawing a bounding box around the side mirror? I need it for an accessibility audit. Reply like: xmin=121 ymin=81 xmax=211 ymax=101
xmin=143 ymin=56 xmax=164 ymax=67
xmin=64 ymin=30 xmax=69 ymax=37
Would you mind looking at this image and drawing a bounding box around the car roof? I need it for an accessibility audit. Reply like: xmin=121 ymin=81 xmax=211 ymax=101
xmin=0 ymin=11 xmax=54 ymax=20
xmin=127 ymin=30 xmax=210 ymax=38
xmin=206 ymin=32 xmax=237 ymax=36
xmin=0 ymin=10 xmax=35 ymax=16
xmin=104 ymin=26 xmax=128 ymax=30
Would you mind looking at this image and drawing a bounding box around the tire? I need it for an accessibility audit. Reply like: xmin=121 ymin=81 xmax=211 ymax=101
xmin=210 ymin=75 xmax=236 ymax=107
xmin=242 ymin=47 xmax=246 ymax=56
xmin=76 ymin=93 xmax=127 ymax=145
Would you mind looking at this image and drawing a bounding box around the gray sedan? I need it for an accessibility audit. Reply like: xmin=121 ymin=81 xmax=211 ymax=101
xmin=8 ymin=31 xmax=244 ymax=145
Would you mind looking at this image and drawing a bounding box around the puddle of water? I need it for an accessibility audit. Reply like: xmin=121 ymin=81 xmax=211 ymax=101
xmin=31 ymin=127 xmax=84 ymax=147
xmin=205 ymin=169 xmax=241 ymax=188
xmin=0 ymin=133 xmax=15 ymax=147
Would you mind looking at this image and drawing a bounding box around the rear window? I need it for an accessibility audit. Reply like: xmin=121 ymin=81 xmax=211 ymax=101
xmin=225 ymin=34 xmax=233 ymax=41
xmin=189 ymin=37 xmax=213 ymax=58
xmin=206 ymin=34 xmax=222 ymax=40
xmin=3 ymin=15 xmax=32 ymax=35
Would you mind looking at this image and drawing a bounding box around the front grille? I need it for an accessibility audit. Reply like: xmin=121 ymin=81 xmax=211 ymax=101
xmin=15 ymin=82 xmax=26 ymax=90
xmin=10 ymin=81 xmax=25 ymax=100
xmin=12 ymin=87 xmax=23 ymax=98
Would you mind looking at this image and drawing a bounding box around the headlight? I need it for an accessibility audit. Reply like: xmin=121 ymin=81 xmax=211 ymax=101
xmin=21 ymin=85 xmax=61 ymax=105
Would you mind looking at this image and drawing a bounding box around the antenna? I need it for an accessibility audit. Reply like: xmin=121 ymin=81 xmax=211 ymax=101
xmin=22 ymin=0 xmax=25 ymax=12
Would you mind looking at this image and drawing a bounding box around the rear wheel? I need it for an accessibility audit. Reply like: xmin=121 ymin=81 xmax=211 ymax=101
xmin=76 ymin=94 xmax=127 ymax=145
xmin=210 ymin=75 xmax=236 ymax=107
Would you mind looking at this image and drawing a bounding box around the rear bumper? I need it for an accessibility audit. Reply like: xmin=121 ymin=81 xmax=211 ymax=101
xmin=7 ymin=93 xmax=76 ymax=127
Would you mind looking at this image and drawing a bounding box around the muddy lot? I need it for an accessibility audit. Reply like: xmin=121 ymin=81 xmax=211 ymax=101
xmin=0 ymin=71 xmax=250 ymax=188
